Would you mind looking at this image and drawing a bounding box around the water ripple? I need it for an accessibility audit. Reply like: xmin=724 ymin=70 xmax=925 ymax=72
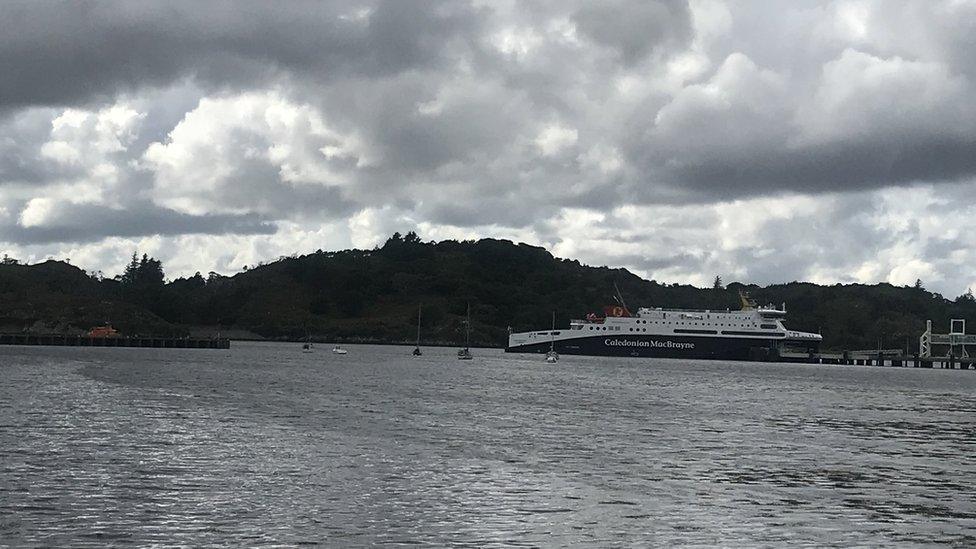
xmin=1 ymin=344 xmax=975 ymax=546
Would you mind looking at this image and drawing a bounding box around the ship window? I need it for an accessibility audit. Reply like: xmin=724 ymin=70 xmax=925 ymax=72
xmin=761 ymin=324 xmax=776 ymax=330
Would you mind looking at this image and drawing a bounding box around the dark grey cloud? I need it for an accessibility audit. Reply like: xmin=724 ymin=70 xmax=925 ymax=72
xmin=4 ymin=201 xmax=275 ymax=244
xmin=573 ymin=0 xmax=691 ymax=65
xmin=0 ymin=109 xmax=67 ymax=184
xmin=640 ymin=137 xmax=976 ymax=202
xmin=0 ymin=0 xmax=484 ymax=109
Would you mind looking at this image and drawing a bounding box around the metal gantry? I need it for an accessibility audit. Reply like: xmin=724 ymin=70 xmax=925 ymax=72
xmin=920 ymin=319 xmax=976 ymax=358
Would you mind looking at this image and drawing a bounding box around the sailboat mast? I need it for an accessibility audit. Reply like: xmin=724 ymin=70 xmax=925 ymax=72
xmin=466 ymin=303 xmax=471 ymax=349
xmin=550 ymin=311 xmax=555 ymax=351
xmin=416 ymin=304 xmax=422 ymax=346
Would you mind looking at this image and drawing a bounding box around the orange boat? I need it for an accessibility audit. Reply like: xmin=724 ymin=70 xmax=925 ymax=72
xmin=88 ymin=325 xmax=120 ymax=338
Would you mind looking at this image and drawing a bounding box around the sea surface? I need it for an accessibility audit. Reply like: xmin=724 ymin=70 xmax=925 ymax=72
xmin=1 ymin=342 xmax=975 ymax=547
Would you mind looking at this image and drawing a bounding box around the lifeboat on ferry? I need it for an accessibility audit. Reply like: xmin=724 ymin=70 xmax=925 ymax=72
xmin=602 ymin=305 xmax=632 ymax=318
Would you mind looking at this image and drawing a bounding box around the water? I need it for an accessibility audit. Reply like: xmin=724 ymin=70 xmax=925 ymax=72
xmin=2 ymin=342 xmax=975 ymax=547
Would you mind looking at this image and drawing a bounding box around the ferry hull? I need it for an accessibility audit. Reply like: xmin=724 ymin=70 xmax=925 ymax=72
xmin=505 ymin=334 xmax=818 ymax=361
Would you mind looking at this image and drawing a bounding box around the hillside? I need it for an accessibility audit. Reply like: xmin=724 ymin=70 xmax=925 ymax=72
xmin=1 ymin=234 xmax=974 ymax=351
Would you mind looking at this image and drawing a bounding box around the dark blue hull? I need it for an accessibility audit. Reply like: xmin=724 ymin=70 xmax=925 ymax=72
xmin=505 ymin=334 xmax=818 ymax=361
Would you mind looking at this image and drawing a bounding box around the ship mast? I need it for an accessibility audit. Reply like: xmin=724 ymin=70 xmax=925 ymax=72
xmin=613 ymin=282 xmax=630 ymax=314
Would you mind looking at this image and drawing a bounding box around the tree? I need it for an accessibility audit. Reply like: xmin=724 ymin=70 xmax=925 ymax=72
xmin=120 ymin=252 xmax=140 ymax=284
xmin=914 ymin=279 xmax=924 ymax=290
xmin=957 ymin=288 xmax=975 ymax=303
xmin=712 ymin=276 xmax=723 ymax=290
xmin=137 ymin=254 xmax=165 ymax=287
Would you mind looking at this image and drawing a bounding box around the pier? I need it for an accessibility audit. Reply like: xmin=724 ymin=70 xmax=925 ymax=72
xmin=780 ymin=317 xmax=976 ymax=370
xmin=0 ymin=333 xmax=230 ymax=349
xmin=780 ymin=350 xmax=975 ymax=369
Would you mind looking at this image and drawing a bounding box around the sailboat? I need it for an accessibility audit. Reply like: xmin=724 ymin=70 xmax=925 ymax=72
xmin=302 ymin=326 xmax=313 ymax=352
xmin=545 ymin=311 xmax=559 ymax=363
xmin=412 ymin=304 xmax=423 ymax=356
xmin=457 ymin=303 xmax=473 ymax=360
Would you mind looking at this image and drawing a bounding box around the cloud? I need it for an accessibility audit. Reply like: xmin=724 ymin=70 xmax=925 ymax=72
xmin=5 ymin=199 xmax=275 ymax=245
xmin=144 ymin=92 xmax=360 ymax=217
xmin=0 ymin=1 xmax=974 ymax=296
xmin=573 ymin=0 xmax=693 ymax=65
xmin=0 ymin=0 xmax=486 ymax=110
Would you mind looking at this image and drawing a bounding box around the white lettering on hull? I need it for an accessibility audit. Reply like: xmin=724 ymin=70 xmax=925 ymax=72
xmin=604 ymin=338 xmax=695 ymax=350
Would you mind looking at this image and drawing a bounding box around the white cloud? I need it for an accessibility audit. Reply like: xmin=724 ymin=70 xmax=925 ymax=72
xmin=535 ymin=124 xmax=578 ymax=156
xmin=144 ymin=92 xmax=360 ymax=216
xmin=797 ymin=48 xmax=971 ymax=144
xmin=18 ymin=198 xmax=55 ymax=228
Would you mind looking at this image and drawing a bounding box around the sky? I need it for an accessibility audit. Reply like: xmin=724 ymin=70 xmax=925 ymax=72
xmin=1 ymin=0 xmax=975 ymax=296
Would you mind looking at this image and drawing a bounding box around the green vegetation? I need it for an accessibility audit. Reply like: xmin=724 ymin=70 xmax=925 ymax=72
xmin=1 ymin=233 xmax=974 ymax=352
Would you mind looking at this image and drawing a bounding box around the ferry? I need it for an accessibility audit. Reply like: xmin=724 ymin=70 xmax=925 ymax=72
xmin=506 ymin=293 xmax=822 ymax=361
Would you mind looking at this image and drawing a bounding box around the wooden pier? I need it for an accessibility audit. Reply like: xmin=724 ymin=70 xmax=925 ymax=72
xmin=0 ymin=333 xmax=230 ymax=349
xmin=780 ymin=350 xmax=974 ymax=369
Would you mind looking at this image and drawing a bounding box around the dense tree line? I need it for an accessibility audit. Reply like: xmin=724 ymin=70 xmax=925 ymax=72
xmin=1 ymin=234 xmax=974 ymax=351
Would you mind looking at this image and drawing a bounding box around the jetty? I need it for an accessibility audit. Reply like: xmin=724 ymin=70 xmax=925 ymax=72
xmin=0 ymin=333 xmax=230 ymax=349
xmin=781 ymin=317 xmax=976 ymax=370
xmin=781 ymin=349 xmax=975 ymax=369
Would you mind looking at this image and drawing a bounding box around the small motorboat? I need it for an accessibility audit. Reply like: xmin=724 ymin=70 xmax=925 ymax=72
xmin=545 ymin=350 xmax=559 ymax=363
xmin=332 ymin=345 xmax=347 ymax=355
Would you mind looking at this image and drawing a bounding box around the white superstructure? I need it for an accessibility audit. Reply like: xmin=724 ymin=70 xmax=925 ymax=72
xmin=507 ymin=296 xmax=822 ymax=358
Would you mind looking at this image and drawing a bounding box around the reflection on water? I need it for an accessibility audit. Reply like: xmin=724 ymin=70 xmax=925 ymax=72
xmin=2 ymin=343 xmax=975 ymax=546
